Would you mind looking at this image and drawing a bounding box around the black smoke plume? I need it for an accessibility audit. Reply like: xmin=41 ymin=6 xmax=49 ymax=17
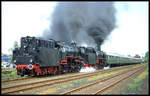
xmin=42 ymin=2 xmax=116 ymax=47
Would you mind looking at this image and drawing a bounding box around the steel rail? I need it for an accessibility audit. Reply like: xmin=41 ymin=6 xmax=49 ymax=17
xmin=61 ymin=66 xmax=142 ymax=95
xmin=2 ymin=64 xmax=140 ymax=94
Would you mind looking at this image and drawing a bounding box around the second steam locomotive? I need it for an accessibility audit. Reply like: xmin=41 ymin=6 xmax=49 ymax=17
xmin=13 ymin=36 xmax=142 ymax=76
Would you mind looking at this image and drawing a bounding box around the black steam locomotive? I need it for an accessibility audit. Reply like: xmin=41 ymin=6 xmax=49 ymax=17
xmin=13 ymin=36 xmax=106 ymax=76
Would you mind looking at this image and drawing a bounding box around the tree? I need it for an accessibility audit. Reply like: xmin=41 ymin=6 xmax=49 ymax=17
xmin=134 ymin=54 xmax=141 ymax=58
xmin=8 ymin=41 xmax=19 ymax=64
xmin=128 ymin=55 xmax=132 ymax=57
xmin=145 ymin=51 xmax=149 ymax=58
xmin=8 ymin=41 xmax=19 ymax=53
xmin=13 ymin=41 xmax=19 ymax=49
xmin=144 ymin=51 xmax=149 ymax=63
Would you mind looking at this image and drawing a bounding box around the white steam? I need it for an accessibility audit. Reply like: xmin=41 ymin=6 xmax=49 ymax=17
xmin=80 ymin=67 xmax=96 ymax=72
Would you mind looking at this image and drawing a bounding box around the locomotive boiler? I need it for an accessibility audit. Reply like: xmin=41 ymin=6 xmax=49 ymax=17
xmin=13 ymin=36 xmax=106 ymax=76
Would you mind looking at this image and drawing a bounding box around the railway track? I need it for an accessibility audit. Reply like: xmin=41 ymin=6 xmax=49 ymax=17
xmin=2 ymin=64 xmax=141 ymax=94
xmin=2 ymin=64 xmax=138 ymax=84
xmin=2 ymin=76 xmax=31 ymax=83
xmin=2 ymin=72 xmax=76 ymax=85
xmin=61 ymin=65 xmax=143 ymax=94
xmin=2 ymin=70 xmax=83 ymax=84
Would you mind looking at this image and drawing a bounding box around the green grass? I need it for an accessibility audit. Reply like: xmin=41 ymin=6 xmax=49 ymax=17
xmin=126 ymin=64 xmax=148 ymax=93
xmin=128 ymin=83 xmax=142 ymax=90
xmin=120 ymin=64 xmax=149 ymax=94
xmin=2 ymin=68 xmax=17 ymax=79
xmin=137 ymin=87 xmax=142 ymax=92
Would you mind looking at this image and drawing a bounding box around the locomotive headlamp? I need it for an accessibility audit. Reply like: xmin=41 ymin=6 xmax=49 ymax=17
xmin=24 ymin=46 xmax=26 ymax=48
xmin=28 ymin=64 xmax=33 ymax=70
xmin=14 ymin=60 xmax=16 ymax=63
xmin=30 ymin=59 xmax=33 ymax=63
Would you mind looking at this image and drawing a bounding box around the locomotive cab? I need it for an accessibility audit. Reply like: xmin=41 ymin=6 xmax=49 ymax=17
xmin=85 ymin=47 xmax=97 ymax=64
xmin=13 ymin=36 xmax=60 ymax=76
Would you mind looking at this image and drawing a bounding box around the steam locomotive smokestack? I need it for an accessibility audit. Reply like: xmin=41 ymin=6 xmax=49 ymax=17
xmin=97 ymin=42 xmax=101 ymax=51
xmin=42 ymin=2 xmax=116 ymax=46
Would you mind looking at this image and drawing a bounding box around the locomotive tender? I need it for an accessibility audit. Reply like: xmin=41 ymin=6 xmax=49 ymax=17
xmin=13 ymin=36 xmax=142 ymax=76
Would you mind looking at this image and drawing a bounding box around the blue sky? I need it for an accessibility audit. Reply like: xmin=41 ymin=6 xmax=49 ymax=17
xmin=2 ymin=2 xmax=148 ymax=57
